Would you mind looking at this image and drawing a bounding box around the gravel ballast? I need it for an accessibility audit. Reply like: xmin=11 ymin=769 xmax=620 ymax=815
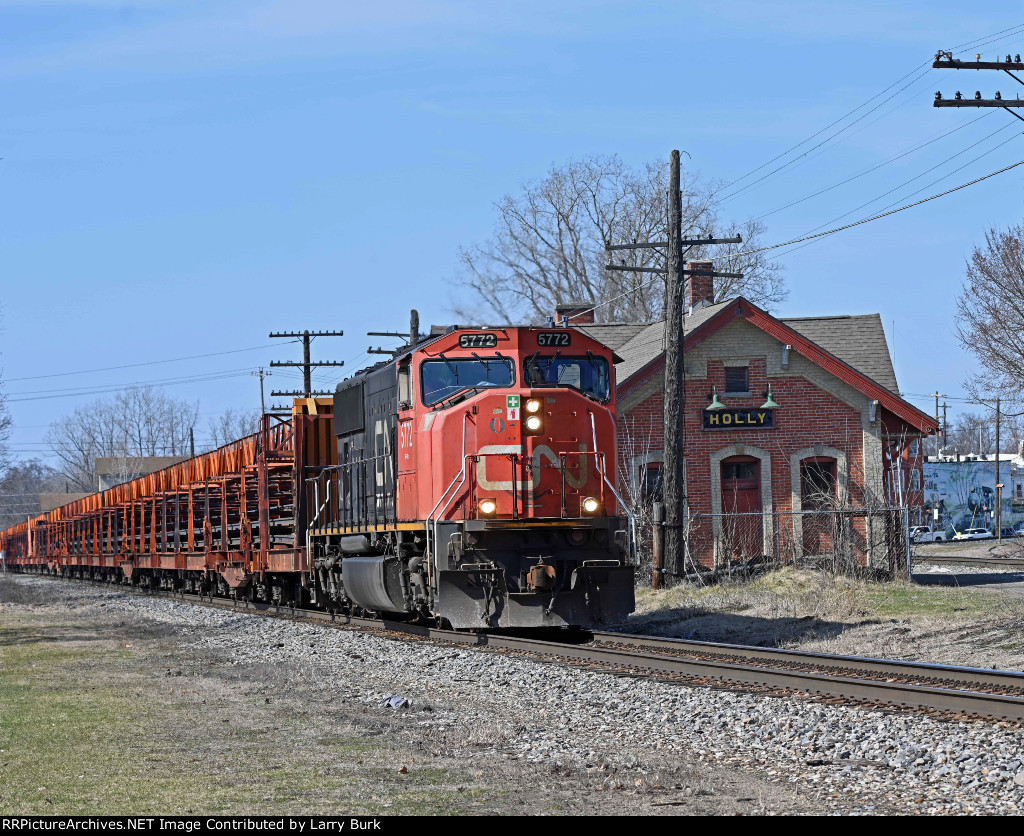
xmin=9 ymin=575 xmax=1024 ymax=815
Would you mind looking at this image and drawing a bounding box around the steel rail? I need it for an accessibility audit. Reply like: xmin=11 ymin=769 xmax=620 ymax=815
xmin=588 ymin=630 xmax=1024 ymax=691
xmin=912 ymin=555 xmax=1024 ymax=569
xmin=18 ymin=572 xmax=1024 ymax=721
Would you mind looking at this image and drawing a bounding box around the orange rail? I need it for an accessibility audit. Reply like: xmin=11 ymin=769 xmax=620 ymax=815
xmin=0 ymin=398 xmax=337 ymax=582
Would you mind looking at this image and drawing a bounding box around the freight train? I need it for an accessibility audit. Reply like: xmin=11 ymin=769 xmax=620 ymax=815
xmin=0 ymin=324 xmax=635 ymax=629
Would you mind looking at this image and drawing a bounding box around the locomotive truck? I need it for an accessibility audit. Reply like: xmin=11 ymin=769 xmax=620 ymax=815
xmin=0 ymin=323 xmax=635 ymax=629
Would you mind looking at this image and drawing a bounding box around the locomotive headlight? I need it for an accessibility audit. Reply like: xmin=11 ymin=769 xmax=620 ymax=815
xmin=582 ymin=496 xmax=600 ymax=514
xmin=525 ymin=414 xmax=543 ymax=432
xmin=478 ymin=498 xmax=497 ymax=516
xmin=525 ymin=398 xmax=542 ymax=414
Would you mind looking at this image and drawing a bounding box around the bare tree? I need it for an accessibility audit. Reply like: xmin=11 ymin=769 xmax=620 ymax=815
xmin=455 ymin=154 xmax=786 ymax=324
xmin=206 ymin=406 xmax=260 ymax=449
xmin=0 ymin=381 xmax=10 ymax=475
xmin=0 ymin=459 xmax=63 ymax=530
xmin=940 ymin=409 xmax=1024 ymax=456
xmin=945 ymin=412 xmax=994 ymax=455
xmin=955 ymin=222 xmax=1024 ymax=399
xmin=45 ymin=386 xmax=199 ymax=491
xmin=0 ymin=306 xmax=11 ymax=473
xmin=616 ymin=415 xmax=663 ymax=581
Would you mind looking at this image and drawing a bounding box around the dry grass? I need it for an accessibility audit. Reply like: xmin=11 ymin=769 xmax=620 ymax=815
xmin=628 ymin=567 xmax=1024 ymax=670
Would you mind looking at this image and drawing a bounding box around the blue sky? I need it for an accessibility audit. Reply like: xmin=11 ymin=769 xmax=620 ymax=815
xmin=2 ymin=1 xmax=1023 ymax=459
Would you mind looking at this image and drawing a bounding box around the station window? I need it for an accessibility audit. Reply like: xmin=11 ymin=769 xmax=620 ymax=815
xmin=909 ymin=469 xmax=921 ymax=491
xmin=801 ymin=458 xmax=837 ymax=510
xmin=641 ymin=462 xmax=663 ymax=502
xmin=909 ymin=438 xmax=920 ymax=458
xmin=724 ymin=366 xmax=749 ymax=393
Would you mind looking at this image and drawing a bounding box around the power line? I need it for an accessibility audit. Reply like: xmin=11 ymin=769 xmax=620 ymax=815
xmin=749 ymin=112 xmax=993 ymax=222
xmin=722 ymin=158 xmax=1024 ymax=259
xmin=6 ymin=369 xmax=253 ymax=403
xmin=728 ymin=70 xmax=943 ymax=204
xmin=871 ymin=131 xmax=1022 ymax=214
xmin=719 ymin=64 xmax=935 ymax=195
xmin=3 ymin=343 xmax=290 ymax=383
xmin=718 ymin=22 xmax=1024 ymax=200
xmin=951 ymin=24 xmax=1024 ymax=52
xmin=577 ymin=158 xmax=1024 ymax=322
xmin=718 ymin=68 xmax=935 ymax=204
xmin=770 ymin=122 xmax=1022 ymax=261
xmin=7 ymin=366 xmax=255 ymax=397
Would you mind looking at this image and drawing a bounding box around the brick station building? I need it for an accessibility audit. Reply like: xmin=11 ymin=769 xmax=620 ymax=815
xmin=572 ymin=262 xmax=938 ymax=569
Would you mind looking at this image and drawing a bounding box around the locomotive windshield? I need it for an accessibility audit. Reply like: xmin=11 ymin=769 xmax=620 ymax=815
xmin=523 ymin=354 xmax=611 ymax=402
xmin=421 ymin=356 xmax=515 ymax=406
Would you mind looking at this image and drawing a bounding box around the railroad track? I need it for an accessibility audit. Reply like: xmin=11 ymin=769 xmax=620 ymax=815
xmin=18 ymin=571 xmax=1024 ymax=723
xmin=913 ymin=554 xmax=1024 ymax=570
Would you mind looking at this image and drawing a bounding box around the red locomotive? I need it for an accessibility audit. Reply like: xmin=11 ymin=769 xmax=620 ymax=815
xmin=0 ymin=324 xmax=635 ymax=629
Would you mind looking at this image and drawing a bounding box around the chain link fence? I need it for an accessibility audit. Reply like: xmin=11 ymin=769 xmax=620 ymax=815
xmin=637 ymin=506 xmax=913 ymax=582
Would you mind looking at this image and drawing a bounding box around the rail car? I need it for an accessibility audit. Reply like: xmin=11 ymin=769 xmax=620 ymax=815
xmin=0 ymin=324 xmax=635 ymax=629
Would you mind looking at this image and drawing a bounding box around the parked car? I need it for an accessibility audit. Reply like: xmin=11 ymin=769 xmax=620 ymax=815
xmin=952 ymin=528 xmax=994 ymax=541
xmin=1001 ymin=527 xmax=1019 ymax=538
xmin=1015 ymin=522 xmax=1024 ymax=537
xmin=911 ymin=526 xmax=945 ymax=543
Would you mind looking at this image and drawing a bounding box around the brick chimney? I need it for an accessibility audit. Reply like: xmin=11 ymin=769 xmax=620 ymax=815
xmin=687 ymin=260 xmax=715 ymax=310
xmin=554 ymin=302 xmax=596 ymax=325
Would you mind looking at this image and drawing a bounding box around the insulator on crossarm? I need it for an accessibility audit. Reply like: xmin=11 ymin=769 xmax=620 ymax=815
xmin=935 ymin=91 xmax=942 ymax=100
xmin=955 ymin=91 xmax=963 ymax=100
xmin=975 ymin=91 xmax=982 ymax=100
xmin=1017 ymin=55 xmax=1022 ymax=64
xmin=996 ymin=91 xmax=1003 ymax=100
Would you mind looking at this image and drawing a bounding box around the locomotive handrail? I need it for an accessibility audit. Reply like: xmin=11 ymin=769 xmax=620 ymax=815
xmin=426 ymin=412 xmax=472 ymax=590
xmin=305 ymin=451 xmax=395 ymax=531
xmin=590 ymin=410 xmax=635 ymax=564
xmin=306 ymin=476 xmax=332 ymax=571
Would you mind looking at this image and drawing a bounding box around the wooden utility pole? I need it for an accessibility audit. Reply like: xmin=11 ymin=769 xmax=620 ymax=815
xmin=368 ymin=310 xmax=424 ymax=356
xmin=269 ymin=330 xmax=345 ymax=398
xmin=604 ymin=151 xmax=743 ymax=584
xmin=929 ymin=391 xmax=946 ymax=456
xmin=251 ymin=367 xmax=271 ymax=414
xmin=934 ymin=51 xmax=1024 ymax=123
xmin=996 ymin=396 xmax=1002 ymax=540
xmin=662 ymin=150 xmax=687 ymax=579
xmin=651 ymin=502 xmax=665 ymax=589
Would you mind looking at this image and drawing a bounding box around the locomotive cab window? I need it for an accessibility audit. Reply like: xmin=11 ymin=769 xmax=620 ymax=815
xmin=420 ymin=357 xmax=514 ymax=407
xmin=523 ymin=354 xmax=610 ymax=402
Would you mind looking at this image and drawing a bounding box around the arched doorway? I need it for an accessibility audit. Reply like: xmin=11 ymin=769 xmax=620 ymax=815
xmin=720 ymin=455 xmax=763 ymax=559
